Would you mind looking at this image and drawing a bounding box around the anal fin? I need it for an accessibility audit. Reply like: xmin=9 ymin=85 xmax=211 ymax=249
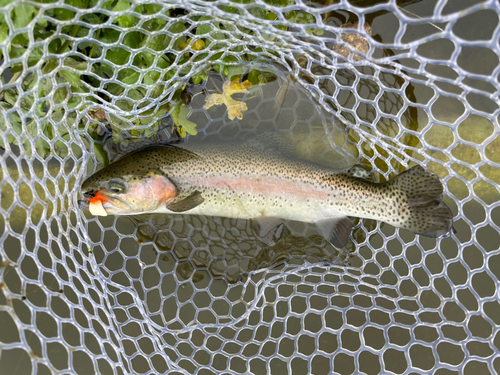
xmin=316 ymin=216 xmax=354 ymax=248
xmin=251 ymin=217 xmax=286 ymax=246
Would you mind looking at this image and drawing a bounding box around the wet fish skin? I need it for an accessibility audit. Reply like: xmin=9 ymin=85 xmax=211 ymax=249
xmin=81 ymin=142 xmax=453 ymax=245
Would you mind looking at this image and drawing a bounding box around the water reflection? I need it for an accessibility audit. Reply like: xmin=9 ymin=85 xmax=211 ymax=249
xmin=134 ymin=214 xmax=349 ymax=285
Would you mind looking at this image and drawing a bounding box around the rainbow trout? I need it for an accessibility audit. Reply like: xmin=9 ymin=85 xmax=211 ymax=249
xmin=80 ymin=140 xmax=453 ymax=247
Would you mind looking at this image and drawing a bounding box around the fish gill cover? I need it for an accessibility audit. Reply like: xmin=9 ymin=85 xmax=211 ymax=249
xmin=0 ymin=0 xmax=499 ymax=374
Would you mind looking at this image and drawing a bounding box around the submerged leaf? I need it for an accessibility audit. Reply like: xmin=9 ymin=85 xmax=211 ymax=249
xmin=59 ymin=69 xmax=82 ymax=89
xmin=121 ymin=70 xmax=140 ymax=85
xmin=13 ymin=5 xmax=37 ymax=29
xmin=0 ymin=15 xmax=9 ymax=43
xmin=112 ymin=0 xmax=135 ymax=28
xmin=192 ymin=70 xmax=207 ymax=84
xmin=24 ymin=121 xmax=50 ymax=158
xmin=93 ymin=143 xmax=109 ymax=167
xmin=171 ymin=104 xmax=197 ymax=137
xmin=196 ymin=16 xmax=213 ymax=35
xmin=106 ymin=48 xmax=131 ymax=65
xmin=203 ymin=79 xmax=252 ymax=120
xmin=4 ymin=91 xmax=17 ymax=106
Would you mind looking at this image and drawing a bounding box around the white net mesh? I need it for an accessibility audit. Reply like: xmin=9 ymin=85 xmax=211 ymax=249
xmin=1 ymin=0 xmax=499 ymax=374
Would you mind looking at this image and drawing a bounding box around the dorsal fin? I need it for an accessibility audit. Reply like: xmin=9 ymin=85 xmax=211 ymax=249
xmin=348 ymin=166 xmax=373 ymax=181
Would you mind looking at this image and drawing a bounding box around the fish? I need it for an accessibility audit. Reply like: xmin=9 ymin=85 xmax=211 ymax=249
xmin=80 ymin=138 xmax=454 ymax=248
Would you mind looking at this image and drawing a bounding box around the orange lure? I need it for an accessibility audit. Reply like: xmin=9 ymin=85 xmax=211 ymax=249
xmin=87 ymin=190 xmax=108 ymax=204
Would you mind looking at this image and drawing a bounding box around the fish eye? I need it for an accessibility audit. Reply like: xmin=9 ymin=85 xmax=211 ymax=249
xmin=108 ymin=178 xmax=127 ymax=194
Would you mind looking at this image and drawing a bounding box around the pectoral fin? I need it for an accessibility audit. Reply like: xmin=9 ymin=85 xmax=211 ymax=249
xmin=167 ymin=191 xmax=204 ymax=212
xmin=316 ymin=216 xmax=354 ymax=248
xmin=251 ymin=217 xmax=286 ymax=246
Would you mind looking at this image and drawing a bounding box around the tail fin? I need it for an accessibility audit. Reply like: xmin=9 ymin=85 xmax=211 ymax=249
xmin=390 ymin=166 xmax=453 ymax=238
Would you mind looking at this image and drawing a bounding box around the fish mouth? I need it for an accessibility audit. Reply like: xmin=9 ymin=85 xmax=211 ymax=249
xmin=80 ymin=177 xmax=166 ymax=215
xmin=80 ymin=190 xmax=132 ymax=213
xmin=102 ymin=196 xmax=132 ymax=211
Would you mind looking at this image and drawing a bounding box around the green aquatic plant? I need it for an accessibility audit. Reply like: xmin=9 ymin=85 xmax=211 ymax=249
xmin=0 ymin=0 xmax=322 ymax=164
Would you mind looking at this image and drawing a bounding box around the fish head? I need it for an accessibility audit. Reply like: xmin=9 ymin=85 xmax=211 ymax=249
xmin=81 ymin=154 xmax=177 ymax=216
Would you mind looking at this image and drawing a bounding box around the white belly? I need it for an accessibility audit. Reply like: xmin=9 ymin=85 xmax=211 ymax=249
xmin=155 ymin=190 xmax=342 ymax=224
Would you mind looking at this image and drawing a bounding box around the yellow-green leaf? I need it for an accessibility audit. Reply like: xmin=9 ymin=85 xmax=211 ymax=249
xmin=171 ymin=104 xmax=197 ymax=137
xmin=58 ymin=69 xmax=82 ymax=89
xmin=112 ymin=0 xmax=134 ymax=28
xmin=0 ymin=15 xmax=9 ymax=43
xmin=13 ymin=5 xmax=37 ymax=29
xmin=93 ymin=143 xmax=109 ymax=167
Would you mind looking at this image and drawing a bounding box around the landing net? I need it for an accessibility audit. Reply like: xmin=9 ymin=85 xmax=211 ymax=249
xmin=0 ymin=0 xmax=499 ymax=374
